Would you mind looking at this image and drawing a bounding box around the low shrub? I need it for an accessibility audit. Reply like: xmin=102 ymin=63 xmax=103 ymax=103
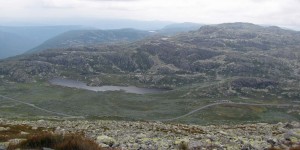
xmin=290 ymin=145 xmax=300 ymax=150
xmin=56 ymin=134 xmax=102 ymax=150
xmin=7 ymin=133 xmax=103 ymax=150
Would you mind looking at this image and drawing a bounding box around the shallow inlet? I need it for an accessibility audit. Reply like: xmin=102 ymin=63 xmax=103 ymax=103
xmin=49 ymin=78 xmax=168 ymax=94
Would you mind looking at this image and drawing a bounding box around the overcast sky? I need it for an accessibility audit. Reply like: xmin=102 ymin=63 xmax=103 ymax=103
xmin=0 ymin=0 xmax=299 ymax=29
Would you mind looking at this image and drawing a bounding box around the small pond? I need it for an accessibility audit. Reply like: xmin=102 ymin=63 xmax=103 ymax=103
xmin=49 ymin=78 xmax=169 ymax=94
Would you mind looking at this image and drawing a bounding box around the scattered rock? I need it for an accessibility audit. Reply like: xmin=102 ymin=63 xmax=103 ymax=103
xmin=0 ymin=127 xmax=9 ymax=131
xmin=0 ymin=120 xmax=299 ymax=150
xmin=218 ymin=130 xmax=228 ymax=135
xmin=284 ymin=123 xmax=294 ymax=129
xmin=0 ymin=142 xmax=9 ymax=150
xmin=8 ymin=138 xmax=27 ymax=145
xmin=37 ymin=120 xmax=45 ymax=123
xmin=20 ymin=131 xmax=29 ymax=135
xmin=32 ymin=126 xmax=38 ymax=130
xmin=99 ymin=143 xmax=110 ymax=148
xmin=267 ymin=139 xmax=276 ymax=146
xmin=54 ymin=127 xmax=66 ymax=135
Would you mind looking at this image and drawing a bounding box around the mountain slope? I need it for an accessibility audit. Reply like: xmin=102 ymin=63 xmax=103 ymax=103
xmin=1 ymin=22 xmax=300 ymax=100
xmin=28 ymin=28 xmax=155 ymax=53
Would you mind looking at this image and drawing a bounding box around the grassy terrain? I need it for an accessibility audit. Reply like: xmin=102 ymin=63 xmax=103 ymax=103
xmin=0 ymin=81 xmax=299 ymax=125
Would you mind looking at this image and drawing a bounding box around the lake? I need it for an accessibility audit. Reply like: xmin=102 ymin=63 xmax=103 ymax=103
xmin=49 ymin=78 xmax=168 ymax=94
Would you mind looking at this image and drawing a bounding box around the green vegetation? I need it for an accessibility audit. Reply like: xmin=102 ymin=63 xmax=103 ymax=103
xmin=0 ymin=81 xmax=299 ymax=125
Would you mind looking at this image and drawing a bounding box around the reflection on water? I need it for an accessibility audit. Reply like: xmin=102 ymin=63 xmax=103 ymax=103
xmin=49 ymin=78 xmax=168 ymax=94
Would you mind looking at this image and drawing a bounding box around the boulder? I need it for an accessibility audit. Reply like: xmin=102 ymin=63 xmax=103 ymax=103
xmin=0 ymin=142 xmax=9 ymax=150
xmin=20 ymin=131 xmax=29 ymax=135
xmin=8 ymin=138 xmax=26 ymax=145
xmin=96 ymin=135 xmax=116 ymax=147
xmin=0 ymin=127 xmax=9 ymax=131
xmin=32 ymin=126 xmax=38 ymax=130
xmin=42 ymin=148 xmax=55 ymax=150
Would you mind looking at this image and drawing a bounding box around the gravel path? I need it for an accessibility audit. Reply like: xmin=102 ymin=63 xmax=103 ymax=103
xmin=158 ymin=102 xmax=300 ymax=121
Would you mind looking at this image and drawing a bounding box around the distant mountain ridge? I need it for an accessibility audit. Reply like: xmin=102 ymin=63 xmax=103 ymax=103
xmin=28 ymin=28 xmax=156 ymax=53
xmin=158 ymin=22 xmax=203 ymax=35
xmin=0 ymin=26 xmax=86 ymax=59
xmin=28 ymin=24 xmax=203 ymax=53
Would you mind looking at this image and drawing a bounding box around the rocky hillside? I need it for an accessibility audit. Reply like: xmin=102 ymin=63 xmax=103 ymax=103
xmin=0 ymin=119 xmax=300 ymax=149
xmin=1 ymin=22 xmax=300 ymax=99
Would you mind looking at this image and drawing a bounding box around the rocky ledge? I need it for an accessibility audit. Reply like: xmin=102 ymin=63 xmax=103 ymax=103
xmin=0 ymin=119 xmax=299 ymax=150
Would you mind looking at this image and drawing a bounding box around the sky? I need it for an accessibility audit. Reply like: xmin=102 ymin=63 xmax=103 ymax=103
xmin=0 ymin=0 xmax=299 ymax=29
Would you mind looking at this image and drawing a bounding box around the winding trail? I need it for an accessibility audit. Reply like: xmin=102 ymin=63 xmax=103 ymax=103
xmin=157 ymin=102 xmax=300 ymax=122
xmin=0 ymin=94 xmax=77 ymax=118
xmin=1 ymin=94 xmax=299 ymax=121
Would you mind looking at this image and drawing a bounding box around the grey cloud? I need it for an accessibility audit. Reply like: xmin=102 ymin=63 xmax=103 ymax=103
xmin=80 ymin=0 xmax=140 ymax=1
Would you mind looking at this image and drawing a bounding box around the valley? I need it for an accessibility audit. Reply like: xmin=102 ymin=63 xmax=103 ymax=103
xmin=0 ymin=22 xmax=299 ymax=125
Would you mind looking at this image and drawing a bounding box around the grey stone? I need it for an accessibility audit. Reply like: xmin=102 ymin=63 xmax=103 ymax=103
xmin=0 ymin=127 xmax=9 ymax=131
xmin=0 ymin=142 xmax=9 ymax=150
xmin=96 ymin=135 xmax=116 ymax=147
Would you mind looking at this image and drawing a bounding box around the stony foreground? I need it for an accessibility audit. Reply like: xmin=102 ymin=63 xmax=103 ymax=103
xmin=0 ymin=119 xmax=300 ymax=150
